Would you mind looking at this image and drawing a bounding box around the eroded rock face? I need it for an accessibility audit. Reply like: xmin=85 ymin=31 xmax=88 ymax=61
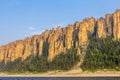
xmin=113 ymin=10 xmax=120 ymax=40
xmin=7 ymin=43 xmax=16 ymax=62
xmin=78 ymin=22 xmax=88 ymax=46
xmin=0 ymin=46 xmax=6 ymax=62
xmin=38 ymin=37 xmax=43 ymax=56
xmin=83 ymin=17 xmax=96 ymax=35
xmin=48 ymin=29 xmax=56 ymax=61
xmin=74 ymin=21 xmax=80 ymax=29
xmin=22 ymin=37 xmax=32 ymax=60
xmin=0 ymin=9 xmax=120 ymax=62
xmin=105 ymin=14 xmax=113 ymax=36
xmin=54 ymin=27 xmax=64 ymax=55
xmin=65 ymin=25 xmax=74 ymax=49
xmin=96 ymin=19 xmax=106 ymax=38
xmin=48 ymin=27 xmax=65 ymax=61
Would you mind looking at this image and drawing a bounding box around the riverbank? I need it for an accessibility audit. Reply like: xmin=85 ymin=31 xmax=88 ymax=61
xmin=0 ymin=70 xmax=120 ymax=77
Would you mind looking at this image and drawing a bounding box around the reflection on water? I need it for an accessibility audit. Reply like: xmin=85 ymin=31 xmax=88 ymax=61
xmin=0 ymin=77 xmax=120 ymax=80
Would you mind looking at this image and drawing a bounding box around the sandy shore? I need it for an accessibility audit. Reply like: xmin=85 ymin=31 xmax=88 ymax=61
xmin=0 ymin=70 xmax=120 ymax=77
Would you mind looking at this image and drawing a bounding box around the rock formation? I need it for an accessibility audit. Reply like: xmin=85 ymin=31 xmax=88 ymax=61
xmin=96 ymin=18 xmax=106 ymax=38
xmin=0 ymin=9 xmax=120 ymax=62
xmin=105 ymin=14 xmax=113 ymax=36
xmin=78 ymin=22 xmax=88 ymax=46
xmin=113 ymin=10 xmax=120 ymax=40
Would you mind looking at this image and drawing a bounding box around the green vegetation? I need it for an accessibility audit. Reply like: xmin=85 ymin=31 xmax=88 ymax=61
xmin=81 ymin=37 xmax=120 ymax=71
xmin=0 ymin=48 xmax=80 ymax=73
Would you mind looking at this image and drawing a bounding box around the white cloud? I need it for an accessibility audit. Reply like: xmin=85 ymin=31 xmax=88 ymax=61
xmin=25 ymin=23 xmax=64 ymax=37
xmin=24 ymin=26 xmax=45 ymax=37
xmin=51 ymin=24 xmax=64 ymax=28
xmin=24 ymin=30 xmax=44 ymax=37
xmin=30 ymin=30 xmax=44 ymax=35
xmin=28 ymin=27 xmax=35 ymax=30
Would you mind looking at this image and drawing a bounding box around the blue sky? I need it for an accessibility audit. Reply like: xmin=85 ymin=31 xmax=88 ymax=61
xmin=0 ymin=0 xmax=120 ymax=45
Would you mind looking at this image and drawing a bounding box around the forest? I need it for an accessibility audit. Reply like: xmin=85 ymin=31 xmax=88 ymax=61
xmin=81 ymin=37 xmax=120 ymax=71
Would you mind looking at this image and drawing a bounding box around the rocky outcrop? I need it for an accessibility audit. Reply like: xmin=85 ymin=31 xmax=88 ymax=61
xmin=0 ymin=9 xmax=120 ymax=62
xmin=38 ymin=37 xmax=43 ymax=56
xmin=113 ymin=10 xmax=120 ymax=40
xmin=96 ymin=18 xmax=106 ymax=38
xmin=105 ymin=14 xmax=113 ymax=36
xmin=83 ymin=17 xmax=96 ymax=35
xmin=78 ymin=22 xmax=88 ymax=46
xmin=65 ymin=25 xmax=74 ymax=49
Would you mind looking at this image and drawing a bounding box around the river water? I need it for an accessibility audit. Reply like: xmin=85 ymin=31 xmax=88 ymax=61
xmin=0 ymin=77 xmax=120 ymax=80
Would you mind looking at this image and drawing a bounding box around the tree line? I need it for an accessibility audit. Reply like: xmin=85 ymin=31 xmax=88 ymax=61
xmin=81 ymin=37 xmax=120 ymax=71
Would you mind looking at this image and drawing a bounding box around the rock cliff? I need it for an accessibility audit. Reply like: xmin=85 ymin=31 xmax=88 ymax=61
xmin=0 ymin=9 xmax=120 ymax=62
